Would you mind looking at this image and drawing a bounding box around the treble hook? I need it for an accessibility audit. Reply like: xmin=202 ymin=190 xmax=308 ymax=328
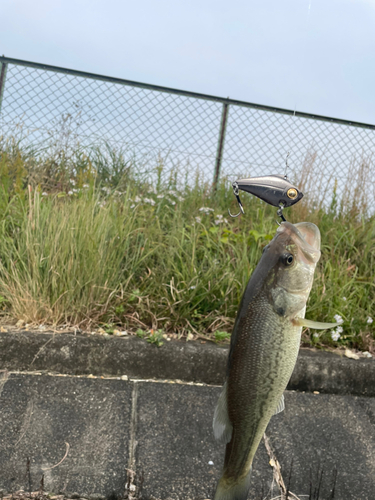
xmin=228 ymin=182 xmax=245 ymax=218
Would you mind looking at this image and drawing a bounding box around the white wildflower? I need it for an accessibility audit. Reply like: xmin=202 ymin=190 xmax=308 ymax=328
xmin=169 ymin=200 xmax=176 ymax=206
xmin=177 ymin=196 xmax=185 ymax=202
xmin=331 ymin=330 xmax=341 ymax=342
xmin=198 ymin=207 xmax=214 ymax=214
xmin=144 ymin=198 xmax=156 ymax=206
xmin=134 ymin=196 xmax=142 ymax=203
xmin=130 ymin=204 xmax=135 ymax=209
xmin=334 ymin=314 xmax=344 ymax=324
xmin=102 ymin=186 xmax=111 ymax=194
xmin=70 ymin=179 xmax=76 ymax=186
xmin=157 ymin=194 xmax=164 ymax=199
xmin=72 ymin=188 xmax=79 ymax=193
xmin=367 ymin=316 xmax=373 ymax=324
xmin=336 ymin=326 xmax=344 ymax=334
xmin=195 ymin=216 xmax=201 ymax=223
xmin=313 ymin=333 xmax=319 ymax=338
xmin=41 ymin=192 xmax=48 ymax=197
xmin=189 ymin=285 xmax=196 ymax=290
xmin=343 ymin=297 xmax=347 ymax=301
xmin=83 ymin=184 xmax=89 ymax=189
xmin=68 ymin=190 xmax=73 ymax=196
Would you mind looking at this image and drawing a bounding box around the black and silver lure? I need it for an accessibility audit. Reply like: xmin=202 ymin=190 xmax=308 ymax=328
xmin=228 ymin=174 xmax=303 ymax=222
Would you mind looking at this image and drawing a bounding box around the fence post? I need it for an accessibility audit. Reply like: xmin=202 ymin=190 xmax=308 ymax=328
xmin=0 ymin=62 xmax=8 ymax=115
xmin=213 ymin=101 xmax=229 ymax=191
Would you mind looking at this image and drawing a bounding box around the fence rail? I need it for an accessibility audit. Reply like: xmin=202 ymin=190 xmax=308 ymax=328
xmin=0 ymin=56 xmax=374 ymax=208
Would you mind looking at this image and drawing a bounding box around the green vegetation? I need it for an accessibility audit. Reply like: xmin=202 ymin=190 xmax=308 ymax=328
xmin=0 ymin=136 xmax=374 ymax=352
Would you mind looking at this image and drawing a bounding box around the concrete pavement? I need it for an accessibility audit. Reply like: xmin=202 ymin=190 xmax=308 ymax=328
xmin=0 ymin=331 xmax=374 ymax=499
xmin=1 ymin=371 xmax=374 ymax=499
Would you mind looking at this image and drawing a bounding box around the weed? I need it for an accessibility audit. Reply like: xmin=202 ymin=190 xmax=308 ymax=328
xmin=214 ymin=330 xmax=231 ymax=343
xmin=146 ymin=329 xmax=164 ymax=347
xmin=0 ymin=140 xmax=373 ymax=351
xmin=136 ymin=329 xmax=147 ymax=339
xmin=103 ymin=324 xmax=116 ymax=335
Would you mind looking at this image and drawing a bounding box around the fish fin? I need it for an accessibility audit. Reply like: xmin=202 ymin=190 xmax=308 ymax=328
xmin=213 ymin=381 xmax=233 ymax=444
xmin=274 ymin=394 xmax=285 ymax=415
xmin=214 ymin=467 xmax=252 ymax=500
xmin=294 ymin=317 xmax=338 ymax=330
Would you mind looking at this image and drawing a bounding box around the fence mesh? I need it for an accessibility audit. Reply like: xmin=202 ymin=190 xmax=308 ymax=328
xmin=1 ymin=57 xmax=374 ymax=210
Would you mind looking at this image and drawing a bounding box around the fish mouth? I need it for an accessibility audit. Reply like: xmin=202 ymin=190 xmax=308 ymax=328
xmin=277 ymin=221 xmax=321 ymax=263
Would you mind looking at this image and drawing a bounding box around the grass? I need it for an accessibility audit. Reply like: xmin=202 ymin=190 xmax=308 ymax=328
xmin=0 ymin=135 xmax=374 ymax=352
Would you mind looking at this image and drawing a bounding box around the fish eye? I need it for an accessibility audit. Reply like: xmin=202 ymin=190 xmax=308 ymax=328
xmin=281 ymin=253 xmax=294 ymax=266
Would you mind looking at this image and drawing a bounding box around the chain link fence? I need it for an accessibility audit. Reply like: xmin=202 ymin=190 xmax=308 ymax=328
xmin=1 ymin=56 xmax=375 ymax=209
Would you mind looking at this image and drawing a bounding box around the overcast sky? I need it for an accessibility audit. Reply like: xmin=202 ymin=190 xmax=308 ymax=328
xmin=1 ymin=0 xmax=375 ymax=124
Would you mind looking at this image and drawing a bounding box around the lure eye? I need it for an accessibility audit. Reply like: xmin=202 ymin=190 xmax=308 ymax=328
xmin=287 ymin=188 xmax=298 ymax=200
xmin=281 ymin=253 xmax=294 ymax=266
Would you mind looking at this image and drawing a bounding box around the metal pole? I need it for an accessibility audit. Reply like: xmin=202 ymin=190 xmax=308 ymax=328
xmin=0 ymin=62 xmax=8 ymax=114
xmin=213 ymin=102 xmax=229 ymax=191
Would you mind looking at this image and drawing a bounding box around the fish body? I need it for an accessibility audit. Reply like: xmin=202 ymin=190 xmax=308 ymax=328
xmin=213 ymin=221 xmax=325 ymax=500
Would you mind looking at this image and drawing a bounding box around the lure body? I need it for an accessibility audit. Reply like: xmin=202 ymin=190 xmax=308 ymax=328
xmin=236 ymin=174 xmax=303 ymax=208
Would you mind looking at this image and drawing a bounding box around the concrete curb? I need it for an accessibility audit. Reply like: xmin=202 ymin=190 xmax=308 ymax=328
xmin=0 ymin=330 xmax=374 ymax=396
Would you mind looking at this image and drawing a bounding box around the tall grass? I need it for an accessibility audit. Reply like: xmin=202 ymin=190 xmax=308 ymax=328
xmin=0 ymin=137 xmax=374 ymax=351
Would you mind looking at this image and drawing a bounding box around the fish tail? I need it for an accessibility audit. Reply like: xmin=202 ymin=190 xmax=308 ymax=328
xmin=214 ymin=468 xmax=252 ymax=500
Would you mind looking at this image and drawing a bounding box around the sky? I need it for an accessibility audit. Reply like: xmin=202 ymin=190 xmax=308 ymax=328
xmin=1 ymin=0 xmax=375 ymax=125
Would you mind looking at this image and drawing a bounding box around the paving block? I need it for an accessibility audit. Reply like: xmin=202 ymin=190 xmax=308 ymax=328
xmin=0 ymin=373 xmax=132 ymax=497
xmin=267 ymin=391 xmax=375 ymax=500
xmin=135 ymin=382 xmax=276 ymax=500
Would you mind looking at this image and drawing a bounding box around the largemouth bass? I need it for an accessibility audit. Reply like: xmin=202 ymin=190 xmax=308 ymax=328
xmin=213 ymin=221 xmax=335 ymax=500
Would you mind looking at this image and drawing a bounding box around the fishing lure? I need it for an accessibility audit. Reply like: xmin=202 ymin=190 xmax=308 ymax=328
xmin=228 ymin=174 xmax=303 ymax=222
xmin=228 ymin=155 xmax=303 ymax=221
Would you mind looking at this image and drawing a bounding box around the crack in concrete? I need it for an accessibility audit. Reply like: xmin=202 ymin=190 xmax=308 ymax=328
xmin=125 ymin=383 xmax=139 ymax=499
xmin=29 ymin=336 xmax=56 ymax=367
xmin=0 ymin=369 xmax=9 ymax=398
xmin=5 ymin=370 xmax=217 ymax=386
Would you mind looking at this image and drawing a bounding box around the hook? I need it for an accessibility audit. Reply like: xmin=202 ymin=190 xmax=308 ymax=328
xmin=228 ymin=182 xmax=245 ymax=218
xmin=277 ymin=202 xmax=287 ymax=222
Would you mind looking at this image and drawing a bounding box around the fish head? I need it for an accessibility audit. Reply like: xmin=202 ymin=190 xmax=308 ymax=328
xmin=265 ymin=221 xmax=321 ymax=318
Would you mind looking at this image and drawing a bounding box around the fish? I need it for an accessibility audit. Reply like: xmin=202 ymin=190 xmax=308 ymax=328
xmin=213 ymin=221 xmax=336 ymax=500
